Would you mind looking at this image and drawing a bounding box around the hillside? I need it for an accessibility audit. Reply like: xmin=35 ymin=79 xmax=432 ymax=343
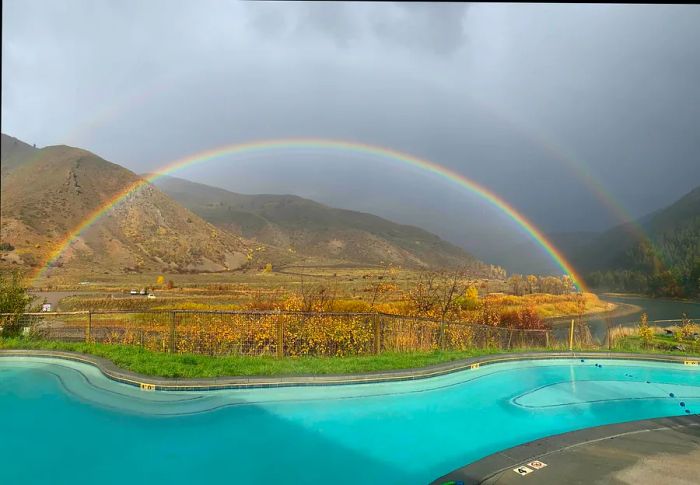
xmin=572 ymin=186 xmax=700 ymax=297
xmin=152 ymin=175 xmax=498 ymax=273
xmin=1 ymin=134 xmax=38 ymax=176
xmin=0 ymin=134 xmax=287 ymax=275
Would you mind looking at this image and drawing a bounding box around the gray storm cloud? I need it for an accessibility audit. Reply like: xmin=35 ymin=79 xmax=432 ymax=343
xmin=2 ymin=1 xmax=699 ymax=268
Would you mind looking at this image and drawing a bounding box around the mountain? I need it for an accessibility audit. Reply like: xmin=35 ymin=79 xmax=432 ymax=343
xmin=0 ymin=134 xmax=284 ymax=275
xmin=151 ymin=175 xmax=497 ymax=272
xmin=571 ymin=186 xmax=700 ymax=297
xmin=1 ymin=134 xmax=38 ymax=176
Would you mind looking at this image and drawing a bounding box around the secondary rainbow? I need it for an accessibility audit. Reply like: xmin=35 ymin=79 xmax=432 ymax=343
xmin=35 ymin=138 xmax=587 ymax=290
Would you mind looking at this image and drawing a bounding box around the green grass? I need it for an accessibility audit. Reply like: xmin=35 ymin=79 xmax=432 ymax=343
xmin=3 ymin=337 xmax=698 ymax=379
xmin=612 ymin=334 xmax=700 ymax=355
xmin=0 ymin=338 xmax=513 ymax=378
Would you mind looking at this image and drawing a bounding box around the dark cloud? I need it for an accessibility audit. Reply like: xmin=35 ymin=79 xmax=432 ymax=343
xmin=2 ymin=1 xmax=699 ymax=269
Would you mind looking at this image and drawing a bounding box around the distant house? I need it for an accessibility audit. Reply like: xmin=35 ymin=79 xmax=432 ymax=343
xmin=41 ymin=303 xmax=52 ymax=312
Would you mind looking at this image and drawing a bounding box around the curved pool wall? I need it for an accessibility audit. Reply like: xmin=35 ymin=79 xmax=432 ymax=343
xmin=1 ymin=355 xmax=699 ymax=485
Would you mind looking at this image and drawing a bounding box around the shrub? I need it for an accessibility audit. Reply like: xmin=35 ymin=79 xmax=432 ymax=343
xmin=455 ymin=285 xmax=479 ymax=310
xmin=638 ymin=312 xmax=653 ymax=346
xmin=677 ymin=313 xmax=697 ymax=341
xmin=0 ymin=271 xmax=38 ymax=337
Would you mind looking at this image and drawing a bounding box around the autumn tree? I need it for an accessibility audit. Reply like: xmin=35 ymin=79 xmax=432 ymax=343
xmin=366 ymin=265 xmax=395 ymax=310
xmin=526 ymin=275 xmax=538 ymax=294
xmin=455 ymin=284 xmax=479 ymax=310
xmin=509 ymin=274 xmax=525 ymax=296
xmin=406 ymin=268 xmax=468 ymax=323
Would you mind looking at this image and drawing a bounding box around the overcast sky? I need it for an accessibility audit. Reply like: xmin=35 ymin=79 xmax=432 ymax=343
xmin=3 ymin=1 xmax=699 ymax=268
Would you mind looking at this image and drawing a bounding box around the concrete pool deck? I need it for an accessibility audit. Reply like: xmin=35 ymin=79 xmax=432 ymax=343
xmin=432 ymin=414 xmax=700 ymax=485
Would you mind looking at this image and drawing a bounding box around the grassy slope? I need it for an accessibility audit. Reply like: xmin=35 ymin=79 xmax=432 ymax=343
xmin=613 ymin=334 xmax=700 ymax=355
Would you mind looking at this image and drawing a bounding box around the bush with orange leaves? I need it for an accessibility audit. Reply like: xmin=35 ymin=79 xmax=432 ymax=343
xmin=170 ymin=311 xmax=375 ymax=357
xmin=499 ymin=305 xmax=547 ymax=330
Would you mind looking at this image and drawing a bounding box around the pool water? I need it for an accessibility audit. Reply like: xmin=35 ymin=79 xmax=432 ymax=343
xmin=1 ymin=357 xmax=699 ymax=484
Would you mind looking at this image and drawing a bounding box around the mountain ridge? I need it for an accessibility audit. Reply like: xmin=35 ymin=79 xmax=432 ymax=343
xmin=150 ymin=174 xmax=501 ymax=273
xmin=571 ymin=186 xmax=700 ymax=296
xmin=0 ymin=134 xmax=286 ymax=274
xmin=1 ymin=134 xmax=499 ymax=276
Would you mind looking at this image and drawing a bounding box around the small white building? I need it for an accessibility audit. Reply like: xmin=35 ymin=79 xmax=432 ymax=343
xmin=41 ymin=303 xmax=52 ymax=312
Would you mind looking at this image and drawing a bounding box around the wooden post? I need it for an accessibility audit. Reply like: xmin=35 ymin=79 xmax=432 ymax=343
xmin=169 ymin=311 xmax=176 ymax=353
xmin=545 ymin=330 xmax=550 ymax=349
xmin=374 ymin=313 xmax=381 ymax=355
xmin=569 ymin=319 xmax=575 ymax=351
xmin=277 ymin=316 xmax=284 ymax=358
xmin=440 ymin=320 xmax=446 ymax=350
xmin=86 ymin=311 xmax=92 ymax=343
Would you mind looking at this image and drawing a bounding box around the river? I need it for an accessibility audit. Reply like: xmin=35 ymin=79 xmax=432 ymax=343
xmin=552 ymin=294 xmax=700 ymax=343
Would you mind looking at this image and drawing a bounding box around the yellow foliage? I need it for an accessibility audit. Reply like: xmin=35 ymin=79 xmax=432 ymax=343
xmin=677 ymin=314 xmax=697 ymax=341
xmin=638 ymin=312 xmax=653 ymax=345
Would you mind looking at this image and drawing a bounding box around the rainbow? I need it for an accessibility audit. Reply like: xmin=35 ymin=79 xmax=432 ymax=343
xmin=465 ymin=94 xmax=636 ymax=226
xmin=35 ymin=138 xmax=587 ymax=290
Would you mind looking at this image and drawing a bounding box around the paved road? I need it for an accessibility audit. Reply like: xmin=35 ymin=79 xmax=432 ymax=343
xmin=29 ymin=291 xmax=95 ymax=310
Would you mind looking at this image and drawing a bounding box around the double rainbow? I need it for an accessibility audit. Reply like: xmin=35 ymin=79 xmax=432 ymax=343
xmin=35 ymin=138 xmax=587 ymax=290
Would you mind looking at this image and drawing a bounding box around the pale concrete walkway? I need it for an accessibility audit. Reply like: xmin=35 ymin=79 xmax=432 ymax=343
xmin=434 ymin=415 xmax=700 ymax=485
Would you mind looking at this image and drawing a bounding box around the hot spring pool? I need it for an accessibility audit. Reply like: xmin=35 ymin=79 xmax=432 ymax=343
xmin=1 ymin=356 xmax=698 ymax=484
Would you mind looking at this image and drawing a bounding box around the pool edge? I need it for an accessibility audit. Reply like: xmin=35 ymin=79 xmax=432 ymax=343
xmin=1 ymin=349 xmax=697 ymax=391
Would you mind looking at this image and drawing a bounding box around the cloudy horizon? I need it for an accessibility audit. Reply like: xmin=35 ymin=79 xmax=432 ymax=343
xmin=3 ymin=1 xmax=699 ymax=269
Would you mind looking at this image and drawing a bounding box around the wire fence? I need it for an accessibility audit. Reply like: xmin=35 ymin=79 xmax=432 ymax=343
xmin=0 ymin=310 xmax=560 ymax=357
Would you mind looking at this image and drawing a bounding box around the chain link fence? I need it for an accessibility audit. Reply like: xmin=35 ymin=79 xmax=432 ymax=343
xmin=0 ymin=310 xmax=566 ymax=357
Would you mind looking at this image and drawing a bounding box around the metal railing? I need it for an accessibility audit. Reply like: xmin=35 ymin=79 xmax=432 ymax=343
xmin=0 ymin=310 xmax=557 ymax=357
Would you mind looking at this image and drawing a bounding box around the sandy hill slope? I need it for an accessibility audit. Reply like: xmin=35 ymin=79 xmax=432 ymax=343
xmin=0 ymin=134 xmax=286 ymax=274
xmin=152 ymin=175 xmax=496 ymax=272
xmin=1 ymin=134 xmax=39 ymax=176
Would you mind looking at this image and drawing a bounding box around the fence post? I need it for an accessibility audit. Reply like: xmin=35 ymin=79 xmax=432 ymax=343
xmin=569 ymin=319 xmax=575 ymax=351
xmin=277 ymin=315 xmax=284 ymax=358
xmin=545 ymin=330 xmax=550 ymax=348
xmin=86 ymin=311 xmax=92 ymax=343
xmin=439 ymin=320 xmax=446 ymax=350
xmin=169 ymin=311 xmax=176 ymax=353
xmin=374 ymin=313 xmax=381 ymax=355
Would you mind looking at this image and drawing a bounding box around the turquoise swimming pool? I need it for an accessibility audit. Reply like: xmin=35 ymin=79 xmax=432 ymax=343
xmin=1 ymin=356 xmax=699 ymax=484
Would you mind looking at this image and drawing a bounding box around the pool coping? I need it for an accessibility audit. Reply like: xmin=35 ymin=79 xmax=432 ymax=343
xmin=1 ymin=349 xmax=698 ymax=391
xmin=430 ymin=413 xmax=700 ymax=485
